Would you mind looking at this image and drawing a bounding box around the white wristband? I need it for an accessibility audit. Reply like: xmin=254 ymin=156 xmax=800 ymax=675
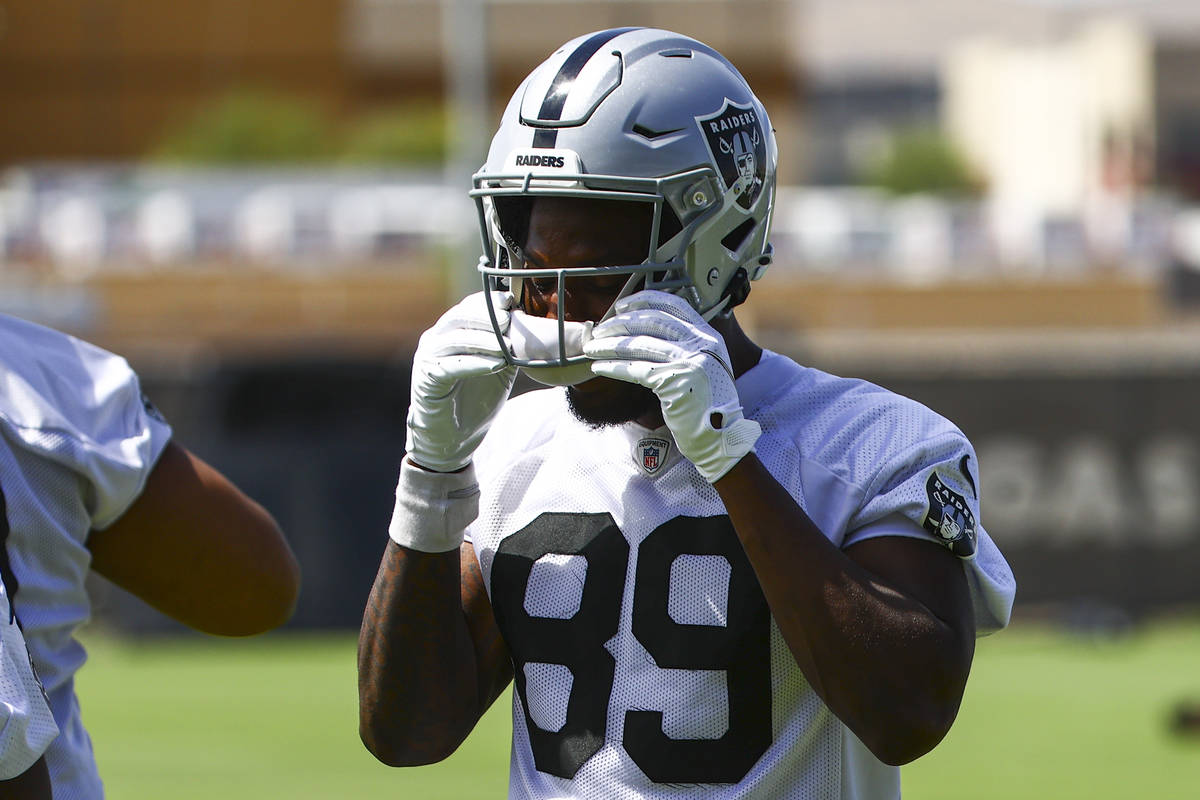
xmin=388 ymin=459 xmax=480 ymax=552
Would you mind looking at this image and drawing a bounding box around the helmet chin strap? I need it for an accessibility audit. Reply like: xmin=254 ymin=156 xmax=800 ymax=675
xmin=702 ymin=295 xmax=733 ymax=322
xmin=722 ymin=267 xmax=752 ymax=310
xmin=700 ymin=266 xmax=751 ymax=322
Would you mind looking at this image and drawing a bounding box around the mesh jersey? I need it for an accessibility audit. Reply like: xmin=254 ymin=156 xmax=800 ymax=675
xmin=0 ymin=313 xmax=172 ymax=798
xmin=467 ymin=349 xmax=1015 ymax=800
xmin=0 ymin=573 xmax=59 ymax=780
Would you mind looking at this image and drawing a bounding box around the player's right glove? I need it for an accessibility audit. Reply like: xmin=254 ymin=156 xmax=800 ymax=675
xmin=390 ymin=291 xmax=516 ymax=553
xmin=404 ymin=291 xmax=517 ymax=473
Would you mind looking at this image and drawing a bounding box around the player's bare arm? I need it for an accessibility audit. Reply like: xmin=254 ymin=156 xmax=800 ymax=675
xmin=714 ymin=453 xmax=975 ymax=766
xmin=358 ymin=290 xmax=518 ymax=765
xmin=358 ymin=541 xmax=512 ymax=765
xmin=87 ymin=441 xmax=301 ymax=636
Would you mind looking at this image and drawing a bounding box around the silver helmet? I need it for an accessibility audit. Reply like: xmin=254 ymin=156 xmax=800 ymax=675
xmin=471 ymin=27 xmax=777 ymax=377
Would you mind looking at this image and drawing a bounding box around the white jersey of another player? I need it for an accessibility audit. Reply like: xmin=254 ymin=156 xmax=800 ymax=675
xmin=0 ymin=313 xmax=172 ymax=798
xmin=0 ymin=572 xmax=58 ymax=781
xmin=467 ymin=349 xmax=1015 ymax=800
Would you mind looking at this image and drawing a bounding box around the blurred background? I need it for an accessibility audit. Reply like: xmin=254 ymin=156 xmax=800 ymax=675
xmin=3 ymin=0 xmax=1199 ymax=795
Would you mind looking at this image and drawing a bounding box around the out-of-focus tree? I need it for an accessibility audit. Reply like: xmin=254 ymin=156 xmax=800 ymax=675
xmin=153 ymin=90 xmax=333 ymax=164
xmin=338 ymin=104 xmax=446 ymax=165
xmin=863 ymin=127 xmax=981 ymax=196
xmin=150 ymin=90 xmax=447 ymax=166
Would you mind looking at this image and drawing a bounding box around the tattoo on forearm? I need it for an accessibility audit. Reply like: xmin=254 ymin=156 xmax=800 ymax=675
xmin=358 ymin=544 xmax=473 ymax=758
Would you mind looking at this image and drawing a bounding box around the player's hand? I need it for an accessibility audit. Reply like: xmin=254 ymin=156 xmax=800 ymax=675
xmin=584 ymin=291 xmax=761 ymax=482
xmin=405 ymin=291 xmax=517 ymax=472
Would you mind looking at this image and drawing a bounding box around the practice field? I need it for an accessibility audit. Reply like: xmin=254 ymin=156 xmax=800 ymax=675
xmin=75 ymin=619 xmax=1200 ymax=799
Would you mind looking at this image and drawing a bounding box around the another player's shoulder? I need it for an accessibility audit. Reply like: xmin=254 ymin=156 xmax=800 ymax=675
xmin=0 ymin=311 xmax=118 ymax=365
xmin=0 ymin=313 xmax=156 ymax=445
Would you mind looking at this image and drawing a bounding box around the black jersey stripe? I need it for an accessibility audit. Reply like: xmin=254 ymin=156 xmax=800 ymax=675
xmin=531 ymin=27 xmax=640 ymax=148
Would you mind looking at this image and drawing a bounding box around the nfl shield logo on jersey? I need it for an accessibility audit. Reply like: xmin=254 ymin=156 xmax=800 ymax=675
xmin=922 ymin=473 xmax=977 ymax=557
xmin=634 ymin=437 xmax=671 ymax=476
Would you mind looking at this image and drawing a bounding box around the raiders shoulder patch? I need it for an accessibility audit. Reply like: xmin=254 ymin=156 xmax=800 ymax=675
xmin=922 ymin=473 xmax=977 ymax=558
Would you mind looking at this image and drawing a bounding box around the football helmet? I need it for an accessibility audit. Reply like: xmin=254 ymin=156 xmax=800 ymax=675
xmin=471 ymin=27 xmax=777 ymax=384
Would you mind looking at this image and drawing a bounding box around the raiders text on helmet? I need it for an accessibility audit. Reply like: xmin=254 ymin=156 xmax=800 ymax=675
xmin=470 ymin=28 xmax=778 ymax=378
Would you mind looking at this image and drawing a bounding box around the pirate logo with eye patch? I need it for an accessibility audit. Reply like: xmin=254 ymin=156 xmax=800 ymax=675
xmin=697 ymin=99 xmax=766 ymax=210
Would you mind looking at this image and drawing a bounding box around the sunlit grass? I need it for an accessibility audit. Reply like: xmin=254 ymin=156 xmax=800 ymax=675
xmin=73 ymin=619 xmax=1200 ymax=798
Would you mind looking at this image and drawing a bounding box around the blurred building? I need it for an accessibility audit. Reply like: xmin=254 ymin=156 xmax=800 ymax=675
xmin=798 ymin=0 xmax=1062 ymax=184
xmin=796 ymin=0 xmax=1200 ymax=277
xmin=944 ymin=18 xmax=1154 ymax=270
xmin=800 ymin=0 xmax=1200 ymax=191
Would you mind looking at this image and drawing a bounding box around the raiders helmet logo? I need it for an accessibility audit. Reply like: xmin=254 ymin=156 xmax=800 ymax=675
xmin=634 ymin=437 xmax=671 ymax=476
xmin=696 ymin=99 xmax=767 ymax=210
xmin=922 ymin=473 xmax=977 ymax=558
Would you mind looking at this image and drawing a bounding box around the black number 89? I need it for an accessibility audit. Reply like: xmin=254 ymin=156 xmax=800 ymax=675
xmin=490 ymin=512 xmax=772 ymax=784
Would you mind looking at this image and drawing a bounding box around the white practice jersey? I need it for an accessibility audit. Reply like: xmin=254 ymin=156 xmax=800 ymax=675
xmin=0 ymin=313 xmax=172 ymax=798
xmin=467 ymin=349 xmax=1016 ymax=800
xmin=0 ymin=573 xmax=59 ymax=780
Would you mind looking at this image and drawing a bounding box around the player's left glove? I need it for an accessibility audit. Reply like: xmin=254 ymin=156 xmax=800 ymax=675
xmin=584 ymin=291 xmax=761 ymax=482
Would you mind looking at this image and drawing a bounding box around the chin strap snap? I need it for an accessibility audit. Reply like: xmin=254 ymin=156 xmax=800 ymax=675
xmin=724 ymin=267 xmax=751 ymax=309
xmin=717 ymin=246 xmax=772 ymax=317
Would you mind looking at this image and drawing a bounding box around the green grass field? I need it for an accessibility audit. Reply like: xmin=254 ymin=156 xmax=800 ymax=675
xmin=75 ymin=619 xmax=1200 ymax=798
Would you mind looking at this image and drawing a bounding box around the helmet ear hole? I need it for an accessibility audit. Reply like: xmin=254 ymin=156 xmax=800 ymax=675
xmin=720 ymin=219 xmax=757 ymax=254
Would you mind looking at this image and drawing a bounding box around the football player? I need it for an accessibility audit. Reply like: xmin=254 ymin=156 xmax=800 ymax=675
xmin=0 ymin=312 xmax=301 ymax=797
xmin=359 ymin=28 xmax=1015 ymax=798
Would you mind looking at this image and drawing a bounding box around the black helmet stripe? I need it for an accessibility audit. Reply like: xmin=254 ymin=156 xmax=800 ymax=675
xmin=531 ymin=27 xmax=640 ymax=148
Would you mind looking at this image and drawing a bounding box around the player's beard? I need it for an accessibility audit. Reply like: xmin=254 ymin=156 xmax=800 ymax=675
xmin=566 ymin=378 xmax=660 ymax=428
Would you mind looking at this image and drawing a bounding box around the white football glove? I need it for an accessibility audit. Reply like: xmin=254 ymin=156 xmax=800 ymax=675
xmin=391 ymin=291 xmax=516 ymax=552
xmin=584 ymin=291 xmax=761 ymax=482
xmin=405 ymin=291 xmax=517 ymax=473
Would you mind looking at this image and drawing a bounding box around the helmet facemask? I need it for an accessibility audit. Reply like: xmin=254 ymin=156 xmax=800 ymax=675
xmin=472 ymin=169 xmax=722 ymax=383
